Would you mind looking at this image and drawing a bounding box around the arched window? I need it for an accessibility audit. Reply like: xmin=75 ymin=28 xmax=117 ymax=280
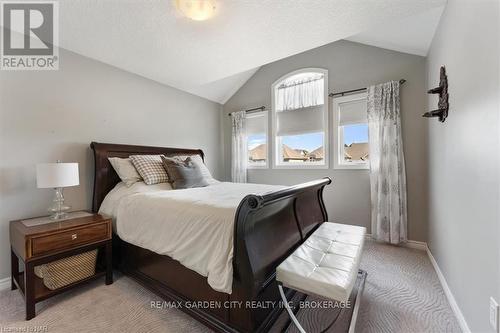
xmin=271 ymin=68 xmax=328 ymax=168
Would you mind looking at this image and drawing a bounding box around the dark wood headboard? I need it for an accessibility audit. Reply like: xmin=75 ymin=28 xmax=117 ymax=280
xmin=90 ymin=142 xmax=204 ymax=212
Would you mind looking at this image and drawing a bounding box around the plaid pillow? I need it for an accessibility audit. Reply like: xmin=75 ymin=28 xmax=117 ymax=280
xmin=130 ymin=155 xmax=169 ymax=185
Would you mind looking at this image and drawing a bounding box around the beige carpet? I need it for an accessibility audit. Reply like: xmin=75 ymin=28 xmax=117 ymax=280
xmin=0 ymin=241 xmax=461 ymax=333
xmin=357 ymin=241 xmax=461 ymax=333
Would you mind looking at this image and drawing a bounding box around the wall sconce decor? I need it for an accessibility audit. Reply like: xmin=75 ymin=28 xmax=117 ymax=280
xmin=424 ymin=66 xmax=449 ymax=122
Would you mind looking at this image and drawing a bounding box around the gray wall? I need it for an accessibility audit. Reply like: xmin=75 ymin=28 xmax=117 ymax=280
xmin=223 ymin=40 xmax=428 ymax=241
xmin=426 ymin=0 xmax=499 ymax=331
xmin=0 ymin=49 xmax=223 ymax=280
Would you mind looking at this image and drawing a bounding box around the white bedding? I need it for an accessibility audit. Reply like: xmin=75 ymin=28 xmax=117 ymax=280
xmin=99 ymin=181 xmax=282 ymax=294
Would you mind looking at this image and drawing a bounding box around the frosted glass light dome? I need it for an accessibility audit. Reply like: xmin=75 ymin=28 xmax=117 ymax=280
xmin=176 ymin=0 xmax=216 ymax=21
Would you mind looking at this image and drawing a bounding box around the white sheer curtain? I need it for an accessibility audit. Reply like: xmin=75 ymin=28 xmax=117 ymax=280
xmin=367 ymin=81 xmax=408 ymax=245
xmin=231 ymin=110 xmax=247 ymax=183
xmin=275 ymin=74 xmax=324 ymax=111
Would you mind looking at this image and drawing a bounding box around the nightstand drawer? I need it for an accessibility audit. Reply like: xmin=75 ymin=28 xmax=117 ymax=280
xmin=31 ymin=223 xmax=109 ymax=256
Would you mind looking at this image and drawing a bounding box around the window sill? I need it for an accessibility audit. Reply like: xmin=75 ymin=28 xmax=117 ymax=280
xmin=247 ymin=165 xmax=268 ymax=170
xmin=273 ymin=164 xmax=329 ymax=170
xmin=334 ymin=163 xmax=369 ymax=170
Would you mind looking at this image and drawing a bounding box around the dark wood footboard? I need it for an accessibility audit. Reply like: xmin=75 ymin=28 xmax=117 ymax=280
xmin=90 ymin=142 xmax=331 ymax=333
xmin=230 ymin=178 xmax=331 ymax=332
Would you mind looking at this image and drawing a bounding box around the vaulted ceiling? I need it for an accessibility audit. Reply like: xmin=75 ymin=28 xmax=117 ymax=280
xmin=56 ymin=0 xmax=446 ymax=103
xmin=346 ymin=5 xmax=445 ymax=57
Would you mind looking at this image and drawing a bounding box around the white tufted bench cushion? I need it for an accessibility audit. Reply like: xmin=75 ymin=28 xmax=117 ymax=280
xmin=276 ymin=222 xmax=366 ymax=303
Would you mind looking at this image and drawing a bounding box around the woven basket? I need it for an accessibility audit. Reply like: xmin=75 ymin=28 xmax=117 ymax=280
xmin=34 ymin=249 xmax=98 ymax=290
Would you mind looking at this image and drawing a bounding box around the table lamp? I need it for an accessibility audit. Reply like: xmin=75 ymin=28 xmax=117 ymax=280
xmin=36 ymin=161 xmax=79 ymax=220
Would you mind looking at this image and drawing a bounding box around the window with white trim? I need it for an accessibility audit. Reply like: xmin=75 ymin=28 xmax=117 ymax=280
xmin=332 ymin=92 xmax=369 ymax=169
xmin=246 ymin=111 xmax=268 ymax=168
xmin=272 ymin=69 xmax=328 ymax=168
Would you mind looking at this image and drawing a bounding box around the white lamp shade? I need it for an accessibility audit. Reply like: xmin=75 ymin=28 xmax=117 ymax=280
xmin=36 ymin=163 xmax=79 ymax=188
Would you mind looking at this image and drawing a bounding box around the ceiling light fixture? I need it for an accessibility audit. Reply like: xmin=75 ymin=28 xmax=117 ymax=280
xmin=175 ymin=0 xmax=216 ymax=21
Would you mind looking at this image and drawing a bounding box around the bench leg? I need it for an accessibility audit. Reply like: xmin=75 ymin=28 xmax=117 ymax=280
xmin=278 ymin=284 xmax=306 ymax=333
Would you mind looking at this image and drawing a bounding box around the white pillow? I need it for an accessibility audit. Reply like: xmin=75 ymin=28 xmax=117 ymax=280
xmin=108 ymin=157 xmax=142 ymax=187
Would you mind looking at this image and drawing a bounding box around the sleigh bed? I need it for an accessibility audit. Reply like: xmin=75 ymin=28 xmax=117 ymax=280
xmin=90 ymin=141 xmax=331 ymax=332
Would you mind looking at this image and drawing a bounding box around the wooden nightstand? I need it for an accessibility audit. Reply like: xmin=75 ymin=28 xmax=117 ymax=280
xmin=10 ymin=211 xmax=113 ymax=320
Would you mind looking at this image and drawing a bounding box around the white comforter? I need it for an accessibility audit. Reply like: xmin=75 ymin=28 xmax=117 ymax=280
xmin=99 ymin=181 xmax=282 ymax=294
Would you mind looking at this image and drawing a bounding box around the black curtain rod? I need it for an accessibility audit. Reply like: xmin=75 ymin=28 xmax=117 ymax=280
xmin=328 ymin=79 xmax=406 ymax=98
xmin=228 ymin=106 xmax=265 ymax=117
xmin=227 ymin=79 xmax=406 ymax=117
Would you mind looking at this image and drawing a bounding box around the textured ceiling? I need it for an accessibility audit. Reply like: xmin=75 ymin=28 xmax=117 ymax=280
xmin=347 ymin=5 xmax=445 ymax=56
xmin=54 ymin=0 xmax=446 ymax=103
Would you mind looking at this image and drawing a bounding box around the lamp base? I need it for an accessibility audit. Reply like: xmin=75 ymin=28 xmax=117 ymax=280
xmin=50 ymin=211 xmax=70 ymax=220
xmin=48 ymin=187 xmax=71 ymax=220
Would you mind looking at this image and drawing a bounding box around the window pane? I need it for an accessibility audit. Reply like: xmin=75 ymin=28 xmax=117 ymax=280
xmin=248 ymin=133 xmax=267 ymax=166
xmin=278 ymin=132 xmax=324 ymax=164
xmin=342 ymin=124 xmax=369 ymax=163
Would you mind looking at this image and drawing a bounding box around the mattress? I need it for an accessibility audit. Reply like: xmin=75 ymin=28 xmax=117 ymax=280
xmin=99 ymin=181 xmax=282 ymax=294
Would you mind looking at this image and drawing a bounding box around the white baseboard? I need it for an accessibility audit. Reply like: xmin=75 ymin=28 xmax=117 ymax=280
xmin=0 ymin=277 xmax=10 ymax=291
xmin=365 ymin=233 xmax=470 ymax=332
xmin=365 ymin=234 xmax=427 ymax=251
xmin=426 ymin=246 xmax=471 ymax=333
xmin=403 ymin=239 xmax=428 ymax=251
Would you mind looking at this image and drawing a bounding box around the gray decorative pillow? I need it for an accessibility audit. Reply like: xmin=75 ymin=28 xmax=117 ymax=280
xmin=130 ymin=155 xmax=169 ymax=185
xmin=170 ymin=154 xmax=218 ymax=184
xmin=161 ymin=156 xmax=209 ymax=189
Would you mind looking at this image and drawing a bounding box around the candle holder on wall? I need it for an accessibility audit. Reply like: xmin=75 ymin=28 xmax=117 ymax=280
xmin=424 ymin=66 xmax=449 ymax=122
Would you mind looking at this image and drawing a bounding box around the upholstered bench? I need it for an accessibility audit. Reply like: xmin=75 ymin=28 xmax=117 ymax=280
xmin=276 ymin=222 xmax=366 ymax=333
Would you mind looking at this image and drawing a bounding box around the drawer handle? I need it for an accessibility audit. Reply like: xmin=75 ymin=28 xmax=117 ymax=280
xmin=71 ymin=234 xmax=77 ymax=240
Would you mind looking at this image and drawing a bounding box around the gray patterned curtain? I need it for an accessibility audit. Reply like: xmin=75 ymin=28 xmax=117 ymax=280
xmin=367 ymin=81 xmax=407 ymax=244
xmin=231 ymin=110 xmax=247 ymax=183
